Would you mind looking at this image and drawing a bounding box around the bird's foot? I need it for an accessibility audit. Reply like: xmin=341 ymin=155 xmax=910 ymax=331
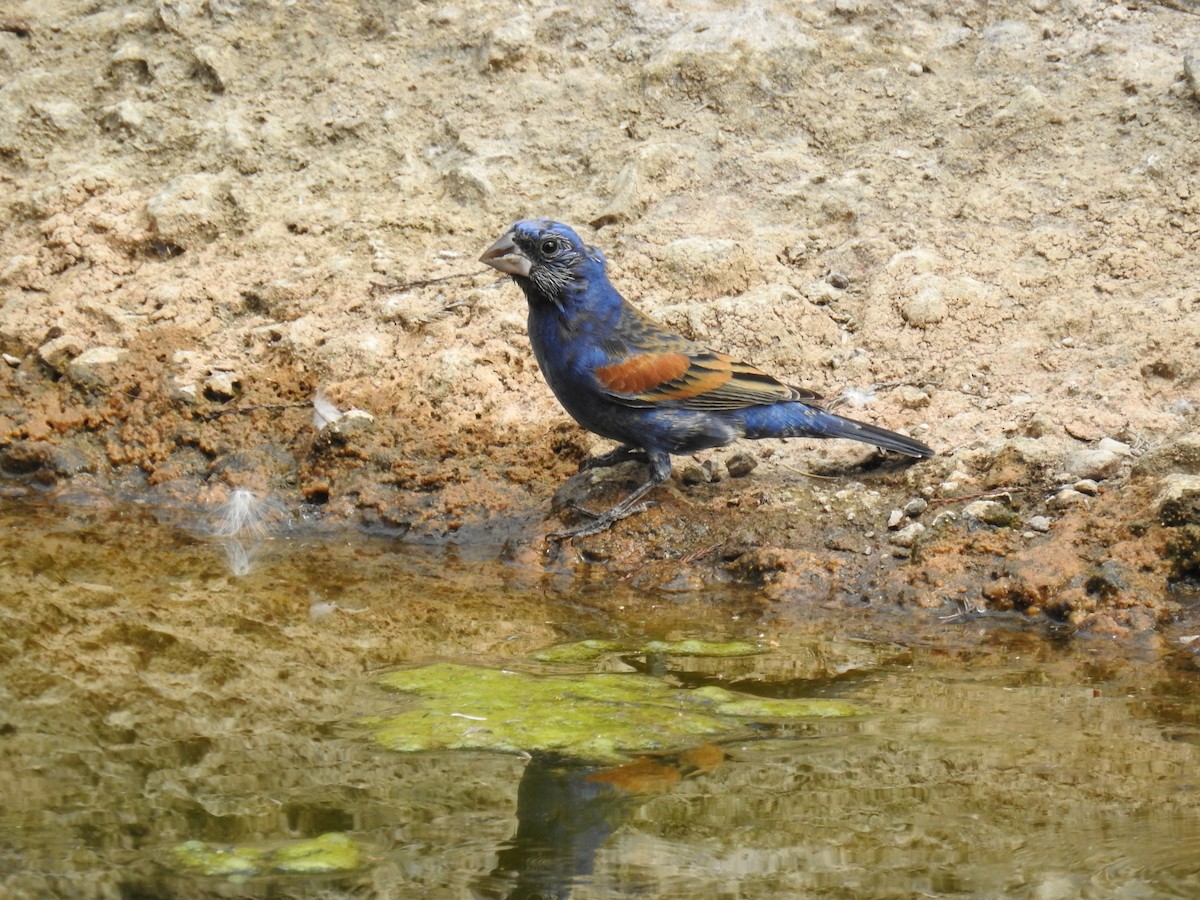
xmin=546 ymin=501 xmax=656 ymax=542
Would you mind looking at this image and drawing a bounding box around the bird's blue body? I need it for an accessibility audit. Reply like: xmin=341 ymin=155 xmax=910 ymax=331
xmin=481 ymin=219 xmax=933 ymax=538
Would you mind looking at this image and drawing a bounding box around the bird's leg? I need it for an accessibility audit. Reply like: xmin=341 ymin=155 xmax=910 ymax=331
xmin=578 ymin=444 xmax=646 ymax=473
xmin=549 ymin=450 xmax=671 ymax=541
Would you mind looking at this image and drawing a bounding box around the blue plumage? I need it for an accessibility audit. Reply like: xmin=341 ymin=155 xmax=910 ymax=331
xmin=481 ymin=219 xmax=934 ymax=539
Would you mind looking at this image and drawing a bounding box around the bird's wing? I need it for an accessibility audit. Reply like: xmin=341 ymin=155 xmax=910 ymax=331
xmin=594 ymin=348 xmax=821 ymax=410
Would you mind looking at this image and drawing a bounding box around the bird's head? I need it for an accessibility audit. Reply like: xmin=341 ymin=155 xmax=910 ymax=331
xmin=479 ymin=219 xmax=606 ymax=309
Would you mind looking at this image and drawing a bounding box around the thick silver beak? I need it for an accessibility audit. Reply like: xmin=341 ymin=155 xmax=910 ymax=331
xmin=479 ymin=230 xmax=532 ymax=277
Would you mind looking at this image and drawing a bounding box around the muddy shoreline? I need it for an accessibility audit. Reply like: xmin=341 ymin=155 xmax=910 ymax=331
xmin=1 ymin=1 xmax=1198 ymax=636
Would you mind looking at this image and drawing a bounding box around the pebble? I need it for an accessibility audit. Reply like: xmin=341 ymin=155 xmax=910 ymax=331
xmin=147 ymin=172 xmax=239 ymax=247
xmin=1154 ymin=474 xmax=1200 ymax=526
xmin=478 ymin=15 xmax=533 ymax=70
xmin=681 ymin=459 xmax=721 ymax=485
xmin=1073 ymin=479 xmax=1100 ymax=496
xmin=899 ymin=286 xmax=947 ymax=327
xmin=938 ymin=471 xmax=974 ymax=497
xmin=37 ymin=334 xmax=85 ymax=374
xmin=1023 ymin=412 xmax=1057 ymax=438
xmin=1027 ymin=515 xmax=1052 ymax=533
xmin=66 ymin=346 xmax=128 ymax=388
xmin=203 ymin=370 xmax=241 ymax=401
xmin=897 ymin=385 xmax=930 ymax=409
xmin=931 ymin=510 xmax=958 ymax=528
xmin=887 ymin=508 xmax=904 ymax=529
xmin=1063 ymin=446 xmax=1122 ymax=481
xmin=1049 ymin=488 xmax=1089 ymax=509
xmin=903 ymin=497 xmax=929 ymax=517
xmin=1098 ymin=437 xmax=1132 ymax=457
xmin=725 ymin=452 xmax=758 ymax=478
xmin=172 ymin=382 xmax=199 ymax=404
xmin=889 ymin=522 xmax=925 ymax=548
xmin=962 ymin=499 xmax=1014 ymax=527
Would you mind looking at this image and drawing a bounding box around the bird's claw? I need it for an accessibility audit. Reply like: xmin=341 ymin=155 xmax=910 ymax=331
xmin=566 ymin=502 xmax=601 ymax=519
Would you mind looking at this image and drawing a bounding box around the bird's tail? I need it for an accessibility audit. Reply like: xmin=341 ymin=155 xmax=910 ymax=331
xmin=736 ymin=403 xmax=934 ymax=458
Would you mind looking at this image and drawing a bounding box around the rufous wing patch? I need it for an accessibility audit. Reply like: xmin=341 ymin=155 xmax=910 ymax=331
xmin=647 ymin=358 xmax=732 ymax=401
xmin=596 ymin=352 xmax=691 ymax=395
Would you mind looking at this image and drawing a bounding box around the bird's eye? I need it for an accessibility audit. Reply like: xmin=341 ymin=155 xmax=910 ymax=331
xmin=540 ymin=238 xmax=560 ymax=256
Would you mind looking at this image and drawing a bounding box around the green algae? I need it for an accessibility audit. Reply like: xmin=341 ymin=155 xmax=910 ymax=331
xmin=532 ymin=639 xmax=625 ymax=663
xmin=690 ymin=685 xmax=867 ymax=719
xmin=638 ymin=639 xmax=763 ymax=657
xmin=170 ymin=832 xmax=362 ymax=879
xmin=365 ymin=662 xmax=869 ymax=763
xmin=533 ymin=638 xmax=763 ymax=663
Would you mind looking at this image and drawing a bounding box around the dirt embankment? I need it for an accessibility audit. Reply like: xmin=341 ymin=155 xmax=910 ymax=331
xmin=1 ymin=1 xmax=1198 ymax=634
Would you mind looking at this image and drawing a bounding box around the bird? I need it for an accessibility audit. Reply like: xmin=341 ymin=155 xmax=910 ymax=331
xmin=480 ymin=219 xmax=934 ymax=540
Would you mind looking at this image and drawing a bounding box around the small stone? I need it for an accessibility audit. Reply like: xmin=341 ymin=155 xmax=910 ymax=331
xmin=1063 ymin=447 xmax=1122 ymax=481
xmin=478 ymin=15 xmax=533 ymax=70
xmin=680 ymin=463 xmax=711 ymax=485
xmin=99 ymin=99 xmax=153 ymax=135
xmin=903 ymin=497 xmax=928 ymax=517
xmin=887 ymin=508 xmax=905 ymax=529
xmin=3 ymin=353 xmax=21 ymax=366
xmin=1049 ymin=488 xmax=1089 ymax=509
xmin=203 ymin=370 xmax=241 ymax=401
xmin=37 ymin=334 xmax=85 ymax=374
xmin=1155 ymin=474 xmax=1200 ymax=526
xmin=1023 ymin=412 xmax=1057 ymax=438
xmin=191 ymin=44 xmax=235 ymax=90
xmin=1098 ymin=437 xmax=1132 ymax=457
xmin=172 ymin=382 xmax=199 ymax=403
xmin=147 ymin=172 xmax=240 ymax=247
xmin=826 ymin=271 xmax=849 ymax=289
xmin=938 ymin=471 xmax=974 ymax=497
xmin=1027 ymin=515 xmax=1052 ymax=533
xmin=962 ymin=499 xmax=1015 ymax=527
xmin=66 ymin=346 xmax=128 ymax=388
xmin=889 ymin=522 xmax=925 ymax=548
xmin=899 ymin=286 xmax=947 ymax=327
xmin=931 ymin=510 xmax=957 ymax=528
xmin=326 ymin=413 xmax=375 ymax=442
xmin=725 ymin=452 xmax=758 ymax=478
xmin=897 ymin=385 xmax=930 ymax=409
xmin=1073 ymin=479 xmax=1100 ymax=495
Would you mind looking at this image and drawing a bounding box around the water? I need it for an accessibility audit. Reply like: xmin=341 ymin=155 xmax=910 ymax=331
xmin=0 ymin=499 xmax=1197 ymax=898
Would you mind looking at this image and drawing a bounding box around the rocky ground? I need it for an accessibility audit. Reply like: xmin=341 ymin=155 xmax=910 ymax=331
xmin=1 ymin=0 xmax=1199 ymax=637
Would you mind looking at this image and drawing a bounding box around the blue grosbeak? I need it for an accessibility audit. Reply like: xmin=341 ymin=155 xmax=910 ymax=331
xmin=481 ymin=219 xmax=934 ymax=539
